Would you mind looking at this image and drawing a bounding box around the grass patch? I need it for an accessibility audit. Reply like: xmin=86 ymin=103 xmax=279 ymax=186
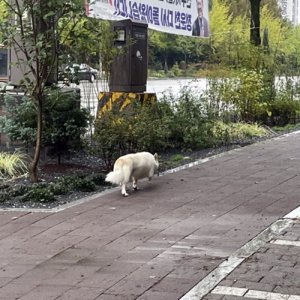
xmin=272 ymin=123 xmax=300 ymax=134
xmin=0 ymin=152 xmax=28 ymax=180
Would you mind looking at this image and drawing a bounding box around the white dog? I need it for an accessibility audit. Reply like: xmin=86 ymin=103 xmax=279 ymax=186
xmin=105 ymin=152 xmax=159 ymax=196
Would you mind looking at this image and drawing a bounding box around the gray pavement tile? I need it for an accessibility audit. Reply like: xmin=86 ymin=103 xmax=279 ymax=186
xmin=56 ymin=286 xmax=103 ymax=300
xmin=17 ymin=284 xmax=71 ymax=300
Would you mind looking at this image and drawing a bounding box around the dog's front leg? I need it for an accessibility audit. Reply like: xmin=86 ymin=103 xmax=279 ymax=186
xmin=121 ymin=184 xmax=129 ymax=197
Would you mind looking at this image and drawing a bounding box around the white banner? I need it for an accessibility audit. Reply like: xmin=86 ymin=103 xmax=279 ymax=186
xmin=85 ymin=0 xmax=210 ymax=37
xmin=278 ymin=0 xmax=299 ymax=24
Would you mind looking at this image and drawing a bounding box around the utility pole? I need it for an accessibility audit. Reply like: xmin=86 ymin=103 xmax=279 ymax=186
xmin=249 ymin=0 xmax=261 ymax=46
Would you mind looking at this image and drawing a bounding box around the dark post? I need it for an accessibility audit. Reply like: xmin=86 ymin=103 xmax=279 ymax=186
xmin=109 ymin=19 xmax=148 ymax=93
xmin=250 ymin=0 xmax=261 ymax=46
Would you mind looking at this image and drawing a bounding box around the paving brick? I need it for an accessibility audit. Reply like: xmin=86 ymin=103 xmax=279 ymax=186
xmin=226 ymin=270 xmax=263 ymax=283
xmin=232 ymin=280 xmax=275 ymax=292
xmin=221 ymin=296 xmax=254 ymax=300
xmin=18 ymin=284 xmax=71 ymax=300
xmin=0 ymin=277 xmax=12 ymax=288
xmin=56 ymin=286 xmax=103 ymax=300
xmin=0 ymin=283 xmax=35 ymax=299
xmin=42 ymin=265 xmax=100 ymax=286
xmin=136 ymin=290 xmax=184 ymax=300
xmin=202 ymin=294 xmax=224 ymax=300
xmin=94 ymin=293 xmax=136 ymax=300
xmin=273 ymin=285 xmax=300 ymax=295
xmin=151 ymin=276 xmax=196 ymax=293
xmin=11 ymin=267 xmax=62 ymax=285
xmin=104 ymin=265 xmax=173 ymax=297
xmin=78 ymin=261 xmax=140 ymax=289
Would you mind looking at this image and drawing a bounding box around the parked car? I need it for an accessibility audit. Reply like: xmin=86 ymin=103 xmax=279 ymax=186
xmin=59 ymin=63 xmax=99 ymax=83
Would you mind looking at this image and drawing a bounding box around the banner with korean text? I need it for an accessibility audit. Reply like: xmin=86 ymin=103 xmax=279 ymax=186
xmin=85 ymin=0 xmax=210 ymax=37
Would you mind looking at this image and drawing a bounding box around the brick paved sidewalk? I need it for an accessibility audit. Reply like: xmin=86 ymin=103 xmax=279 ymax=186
xmin=203 ymin=217 xmax=300 ymax=300
xmin=0 ymin=132 xmax=300 ymax=300
xmin=182 ymin=207 xmax=300 ymax=300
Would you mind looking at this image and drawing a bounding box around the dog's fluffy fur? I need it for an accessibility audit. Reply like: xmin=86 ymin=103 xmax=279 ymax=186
xmin=105 ymin=152 xmax=159 ymax=196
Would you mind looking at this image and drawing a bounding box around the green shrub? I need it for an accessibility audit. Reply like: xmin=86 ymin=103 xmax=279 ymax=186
xmin=22 ymin=185 xmax=56 ymax=203
xmin=217 ymin=70 xmax=267 ymax=122
xmin=272 ymin=122 xmax=300 ymax=133
xmin=212 ymin=121 xmax=268 ymax=145
xmin=88 ymin=173 xmax=107 ymax=185
xmin=0 ymin=192 xmax=9 ymax=203
xmin=92 ymin=85 xmax=271 ymax=164
xmin=170 ymin=63 xmax=181 ymax=77
xmin=0 ymin=89 xmax=90 ymax=163
xmin=43 ymin=88 xmax=90 ymax=164
xmin=49 ymin=182 xmax=69 ymax=195
xmin=170 ymin=154 xmax=185 ymax=162
xmin=92 ymin=100 xmax=173 ymax=169
xmin=57 ymin=175 xmax=96 ymax=192
xmin=0 ymin=95 xmax=36 ymax=147
xmin=0 ymin=172 xmax=108 ymax=205
xmin=267 ymin=99 xmax=300 ymax=126
xmin=9 ymin=185 xmax=30 ymax=197
xmin=130 ymin=101 xmax=173 ymax=152
xmin=0 ymin=184 xmax=9 ymax=190
xmin=72 ymin=177 xmax=96 ymax=192
xmin=171 ymin=89 xmax=216 ymax=149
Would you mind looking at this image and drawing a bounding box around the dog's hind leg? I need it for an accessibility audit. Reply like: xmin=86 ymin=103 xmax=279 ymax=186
xmin=121 ymin=165 xmax=131 ymax=197
xmin=148 ymin=167 xmax=155 ymax=181
xmin=132 ymin=178 xmax=138 ymax=191
xmin=121 ymin=183 xmax=129 ymax=197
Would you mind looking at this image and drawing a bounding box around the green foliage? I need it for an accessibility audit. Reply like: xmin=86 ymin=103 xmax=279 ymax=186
xmin=210 ymin=0 xmax=232 ymax=49
xmin=148 ymin=29 xmax=209 ymax=73
xmin=229 ymin=0 xmax=281 ymax=19
xmin=272 ymin=122 xmax=300 ymax=133
xmin=0 ymin=89 xmax=90 ymax=162
xmin=92 ymin=100 xmax=173 ymax=169
xmin=97 ymin=21 xmax=120 ymax=89
xmin=170 ymin=90 xmax=216 ymax=149
xmin=1 ymin=0 xmax=86 ymax=182
xmin=59 ymin=175 xmax=96 ymax=192
xmin=130 ymin=101 xmax=173 ymax=152
xmin=218 ymin=70 xmax=266 ymax=122
xmin=169 ymin=63 xmax=181 ymax=77
xmin=43 ymin=89 xmax=90 ymax=162
xmin=266 ymin=99 xmax=300 ymax=126
xmin=22 ymin=184 xmax=56 ymax=203
xmin=0 ymin=172 xmax=107 ymax=204
xmin=0 ymin=0 xmax=8 ymax=42
xmin=0 ymin=191 xmax=9 ymax=203
xmin=0 ymin=95 xmax=36 ymax=146
xmin=92 ymin=86 xmax=271 ymax=166
xmin=0 ymin=152 xmax=28 ymax=180
xmin=212 ymin=121 xmax=268 ymax=145
xmin=2 ymin=0 xmax=85 ymax=90
xmin=170 ymin=154 xmax=186 ymax=162
xmin=60 ymin=18 xmax=116 ymax=89
xmin=88 ymin=173 xmax=106 ymax=185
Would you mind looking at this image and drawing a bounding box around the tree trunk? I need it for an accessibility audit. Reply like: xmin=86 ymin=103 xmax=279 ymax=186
xmin=29 ymin=94 xmax=43 ymax=182
xmin=249 ymin=0 xmax=261 ymax=46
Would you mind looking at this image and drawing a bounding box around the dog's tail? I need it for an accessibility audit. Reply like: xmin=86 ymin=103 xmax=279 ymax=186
xmin=105 ymin=170 xmax=125 ymax=186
